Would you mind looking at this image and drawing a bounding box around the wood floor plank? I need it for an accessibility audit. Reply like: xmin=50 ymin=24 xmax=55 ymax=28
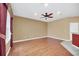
xmin=8 ymin=37 xmax=72 ymax=56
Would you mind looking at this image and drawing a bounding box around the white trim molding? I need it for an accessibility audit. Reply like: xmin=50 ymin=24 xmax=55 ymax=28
xmin=47 ymin=36 xmax=71 ymax=41
xmin=6 ymin=47 xmax=11 ymax=56
xmin=13 ymin=36 xmax=47 ymax=43
xmin=13 ymin=35 xmax=71 ymax=43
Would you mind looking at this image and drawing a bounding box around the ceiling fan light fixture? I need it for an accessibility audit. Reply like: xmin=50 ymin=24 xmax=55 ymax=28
xmin=57 ymin=11 xmax=61 ymax=15
xmin=34 ymin=13 xmax=38 ymax=16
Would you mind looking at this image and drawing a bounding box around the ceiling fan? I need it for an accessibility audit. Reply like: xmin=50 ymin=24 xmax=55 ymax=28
xmin=41 ymin=13 xmax=53 ymax=20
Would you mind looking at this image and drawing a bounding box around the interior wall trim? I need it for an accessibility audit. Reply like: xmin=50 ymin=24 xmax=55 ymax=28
xmin=13 ymin=35 xmax=71 ymax=43
xmin=6 ymin=47 xmax=11 ymax=56
xmin=47 ymin=36 xmax=71 ymax=41
xmin=13 ymin=36 xmax=47 ymax=43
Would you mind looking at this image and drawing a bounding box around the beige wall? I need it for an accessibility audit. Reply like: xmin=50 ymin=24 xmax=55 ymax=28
xmin=48 ymin=17 xmax=79 ymax=40
xmin=13 ymin=16 xmax=79 ymax=41
xmin=13 ymin=16 xmax=47 ymax=41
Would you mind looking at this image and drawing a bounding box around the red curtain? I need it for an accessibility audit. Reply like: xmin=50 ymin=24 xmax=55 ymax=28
xmin=0 ymin=3 xmax=7 ymax=56
xmin=0 ymin=3 xmax=13 ymax=56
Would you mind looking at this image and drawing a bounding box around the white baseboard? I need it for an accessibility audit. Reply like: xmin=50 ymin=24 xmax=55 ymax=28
xmin=47 ymin=36 xmax=71 ymax=41
xmin=6 ymin=47 xmax=11 ymax=56
xmin=13 ymin=36 xmax=71 ymax=43
xmin=13 ymin=36 xmax=47 ymax=43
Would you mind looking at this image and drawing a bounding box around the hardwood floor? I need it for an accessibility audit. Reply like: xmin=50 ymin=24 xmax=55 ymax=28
xmin=8 ymin=37 xmax=72 ymax=56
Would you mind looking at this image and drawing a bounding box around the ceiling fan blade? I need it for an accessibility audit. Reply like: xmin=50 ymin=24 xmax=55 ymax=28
xmin=41 ymin=17 xmax=45 ymax=18
xmin=49 ymin=13 xmax=53 ymax=16
xmin=40 ymin=17 xmax=45 ymax=19
xmin=41 ymin=14 xmax=45 ymax=16
xmin=48 ymin=16 xmax=53 ymax=18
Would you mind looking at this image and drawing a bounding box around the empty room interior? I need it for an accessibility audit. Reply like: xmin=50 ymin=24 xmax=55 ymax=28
xmin=0 ymin=3 xmax=79 ymax=56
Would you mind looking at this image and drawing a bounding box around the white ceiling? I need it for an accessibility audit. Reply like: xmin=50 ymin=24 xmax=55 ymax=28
xmin=11 ymin=3 xmax=79 ymax=22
